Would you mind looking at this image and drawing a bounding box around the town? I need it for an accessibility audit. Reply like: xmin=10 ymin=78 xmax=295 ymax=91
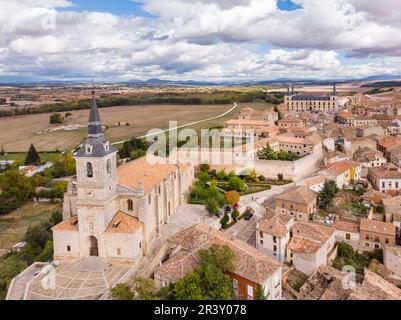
xmin=1 ymin=80 xmax=401 ymax=301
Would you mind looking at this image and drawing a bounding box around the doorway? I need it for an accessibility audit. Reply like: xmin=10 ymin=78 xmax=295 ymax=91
xmin=89 ymin=236 xmax=99 ymax=256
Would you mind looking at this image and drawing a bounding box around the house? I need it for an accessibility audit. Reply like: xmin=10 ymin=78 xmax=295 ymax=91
xmin=221 ymin=119 xmax=279 ymax=141
xmin=277 ymin=117 xmax=305 ymax=129
xmin=153 ymin=224 xmax=282 ymax=300
xmin=325 ymin=162 xmax=351 ymax=189
xmin=359 ymin=218 xmax=396 ymax=249
xmin=353 ymin=147 xmax=387 ymax=168
xmin=382 ymin=196 xmax=401 ymax=237
xmin=287 ymin=222 xmax=337 ymax=276
xmin=367 ymin=164 xmax=401 ymax=193
xmin=256 ymin=209 xmax=293 ymax=263
xmin=276 ymin=132 xmax=325 ymax=157
xmin=274 ymin=186 xmax=318 ymax=222
xmin=300 ymin=266 xmax=401 ymax=300
xmin=237 ymin=107 xmax=278 ymax=122
xmin=385 ymin=144 xmax=401 ymax=167
xmin=323 ymin=150 xmax=350 ymax=166
xmin=301 ymin=175 xmax=326 ymax=193
xmin=333 ymin=220 xmax=360 ymax=242
xmin=384 ymin=246 xmax=401 ymax=280
xmin=343 ymin=137 xmax=377 ymax=156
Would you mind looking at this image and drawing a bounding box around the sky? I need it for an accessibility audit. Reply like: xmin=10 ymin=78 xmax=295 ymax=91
xmin=1 ymin=0 xmax=401 ymax=82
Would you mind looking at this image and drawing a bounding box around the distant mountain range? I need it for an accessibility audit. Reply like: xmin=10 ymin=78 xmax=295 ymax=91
xmin=1 ymin=74 xmax=401 ymax=87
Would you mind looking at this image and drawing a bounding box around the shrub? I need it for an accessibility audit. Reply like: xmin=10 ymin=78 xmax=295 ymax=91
xmin=205 ymin=198 xmax=220 ymax=215
xmin=220 ymin=213 xmax=229 ymax=229
xmin=109 ymin=283 xmax=134 ymax=300
xmin=225 ymin=190 xmax=240 ymax=206
xmin=228 ymin=176 xmax=247 ymax=191
xmin=231 ymin=209 xmax=240 ymax=222
xmin=337 ymin=241 xmax=354 ymax=259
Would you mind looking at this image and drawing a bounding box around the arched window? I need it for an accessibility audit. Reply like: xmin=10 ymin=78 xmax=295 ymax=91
xmin=87 ymin=162 xmax=93 ymax=178
xmin=127 ymin=199 xmax=133 ymax=211
xmin=107 ymin=159 xmax=111 ymax=174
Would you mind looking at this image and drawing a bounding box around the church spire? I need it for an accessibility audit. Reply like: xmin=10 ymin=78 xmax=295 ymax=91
xmin=88 ymin=85 xmax=102 ymax=137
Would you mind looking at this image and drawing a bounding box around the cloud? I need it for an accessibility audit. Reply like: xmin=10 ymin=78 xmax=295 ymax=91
xmin=0 ymin=0 xmax=401 ymax=81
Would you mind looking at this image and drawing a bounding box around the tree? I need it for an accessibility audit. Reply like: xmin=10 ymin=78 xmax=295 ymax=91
xmin=231 ymin=209 xmax=240 ymax=222
xmin=133 ymin=278 xmax=158 ymax=300
xmin=52 ymin=153 xmax=76 ymax=177
xmin=199 ymin=164 xmax=210 ymax=173
xmin=109 ymin=283 xmax=134 ymax=300
xmin=220 ymin=213 xmax=230 ymax=229
xmin=0 ymin=146 xmax=4 ymax=156
xmin=257 ymin=144 xmax=277 ymax=160
xmin=25 ymin=224 xmax=51 ymax=248
xmin=225 ymin=190 xmax=240 ymax=206
xmin=49 ymin=113 xmax=64 ymax=124
xmin=197 ymin=171 xmax=210 ymax=186
xmin=198 ymin=245 xmax=235 ymax=273
xmin=255 ymin=285 xmax=265 ymax=300
xmin=216 ymin=170 xmax=227 ymax=181
xmin=25 ymin=144 xmax=41 ymax=165
xmin=205 ymin=198 xmax=220 ymax=215
xmin=51 ymin=181 xmax=68 ymax=199
xmin=173 ymin=271 xmax=205 ymax=300
xmin=319 ymin=180 xmax=339 ymax=209
xmin=337 ymin=241 xmax=354 ymax=259
xmin=0 ymin=170 xmax=34 ymax=202
xmin=228 ymin=176 xmax=247 ymax=191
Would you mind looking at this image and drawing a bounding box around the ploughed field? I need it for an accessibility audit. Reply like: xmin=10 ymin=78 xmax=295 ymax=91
xmin=0 ymin=103 xmax=246 ymax=152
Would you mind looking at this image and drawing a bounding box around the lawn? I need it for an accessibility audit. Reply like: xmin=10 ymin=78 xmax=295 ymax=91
xmin=216 ymin=181 xmax=271 ymax=195
xmin=0 ymin=202 xmax=62 ymax=250
xmin=0 ymin=152 xmax=61 ymax=163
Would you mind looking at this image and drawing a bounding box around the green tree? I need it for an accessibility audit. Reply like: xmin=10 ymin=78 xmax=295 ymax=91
xmin=199 ymin=164 xmax=210 ymax=173
xmin=319 ymin=180 xmax=339 ymax=209
xmin=216 ymin=170 xmax=227 ymax=181
xmin=0 ymin=170 xmax=34 ymax=202
xmin=133 ymin=278 xmax=158 ymax=300
xmin=231 ymin=209 xmax=240 ymax=222
xmin=198 ymin=244 xmax=235 ymax=273
xmin=174 ymin=271 xmax=205 ymax=300
xmin=337 ymin=241 xmax=354 ymax=259
xmin=257 ymin=144 xmax=277 ymax=160
xmin=25 ymin=144 xmax=41 ymax=165
xmin=52 ymin=153 xmax=76 ymax=177
xmin=49 ymin=113 xmax=64 ymax=124
xmin=197 ymin=171 xmax=210 ymax=186
xmin=35 ymin=240 xmax=54 ymax=262
xmin=220 ymin=213 xmax=230 ymax=229
xmin=109 ymin=283 xmax=134 ymax=300
xmin=205 ymin=198 xmax=220 ymax=215
xmin=25 ymin=224 xmax=51 ymax=248
xmin=255 ymin=285 xmax=265 ymax=300
xmin=51 ymin=181 xmax=68 ymax=199
xmin=228 ymin=176 xmax=247 ymax=191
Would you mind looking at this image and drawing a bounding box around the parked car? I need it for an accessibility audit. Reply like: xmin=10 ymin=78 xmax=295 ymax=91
xmin=224 ymin=206 xmax=232 ymax=214
xmin=244 ymin=211 xmax=254 ymax=220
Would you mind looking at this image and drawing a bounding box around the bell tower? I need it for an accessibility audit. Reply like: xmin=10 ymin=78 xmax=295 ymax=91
xmin=74 ymin=88 xmax=118 ymax=258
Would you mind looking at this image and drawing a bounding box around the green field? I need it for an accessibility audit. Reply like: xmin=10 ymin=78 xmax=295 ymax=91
xmin=0 ymin=152 xmax=61 ymax=163
xmin=0 ymin=202 xmax=62 ymax=250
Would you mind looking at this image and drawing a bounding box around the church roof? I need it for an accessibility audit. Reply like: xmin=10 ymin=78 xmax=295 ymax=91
xmin=117 ymin=156 xmax=190 ymax=194
xmin=75 ymin=91 xmax=117 ymax=158
xmin=105 ymin=211 xmax=143 ymax=234
xmin=51 ymin=216 xmax=79 ymax=232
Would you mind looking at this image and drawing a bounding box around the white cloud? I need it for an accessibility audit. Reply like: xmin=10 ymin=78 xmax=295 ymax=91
xmin=0 ymin=0 xmax=401 ymax=81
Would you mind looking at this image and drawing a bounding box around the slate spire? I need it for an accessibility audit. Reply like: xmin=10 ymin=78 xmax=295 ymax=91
xmin=88 ymin=86 xmax=102 ymax=137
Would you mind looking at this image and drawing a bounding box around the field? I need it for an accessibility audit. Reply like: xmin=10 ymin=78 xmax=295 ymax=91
xmin=0 ymin=202 xmax=62 ymax=252
xmin=0 ymin=102 xmax=271 ymax=153
xmin=0 ymin=152 xmax=60 ymax=163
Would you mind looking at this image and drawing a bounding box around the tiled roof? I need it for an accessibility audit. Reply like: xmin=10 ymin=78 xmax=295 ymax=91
xmin=287 ymin=237 xmax=322 ymax=254
xmin=117 ymin=156 xmax=190 ymax=194
xmin=303 ymin=175 xmax=326 ymax=187
xmin=105 ymin=211 xmax=143 ymax=234
xmin=258 ymin=213 xmax=292 ymax=238
xmin=368 ymin=166 xmax=401 ymax=180
xmin=327 ymin=162 xmax=350 ymax=176
xmin=333 ymin=220 xmax=360 ymax=233
xmin=382 ymin=196 xmax=401 ymax=216
xmin=360 ymin=218 xmax=395 ymax=236
xmin=164 ymin=224 xmax=281 ymax=285
xmin=224 ymin=119 xmax=273 ymax=126
xmin=292 ymin=221 xmax=335 ymax=243
xmin=275 ymin=185 xmax=318 ymax=205
xmin=349 ymin=269 xmax=401 ymax=300
xmin=52 ymin=216 xmax=79 ymax=232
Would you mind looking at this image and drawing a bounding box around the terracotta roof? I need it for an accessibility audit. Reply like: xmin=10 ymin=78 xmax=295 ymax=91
xmin=278 ymin=117 xmax=303 ymax=124
xmin=275 ymin=185 xmax=318 ymax=205
xmin=382 ymin=196 xmax=401 ymax=217
xmin=105 ymin=211 xmax=143 ymax=233
xmin=292 ymin=221 xmax=335 ymax=243
xmin=303 ymin=175 xmax=326 ymax=187
xmin=52 ymin=216 xmax=79 ymax=232
xmin=327 ymin=162 xmax=350 ymax=176
xmin=117 ymin=156 xmax=190 ymax=194
xmin=224 ymin=119 xmax=273 ymax=126
xmin=163 ymin=224 xmax=281 ymax=285
xmin=333 ymin=220 xmax=360 ymax=233
xmin=349 ymin=269 xmax=401 ymax=300
xmin=368 ymin=166 xmax=401 ymax=180
xmin=258 ymin=213 xmax=292 ymax=238
xmin=360 ymin=218 xmax=395 ymax=236
xmin=287 ymin=237 xmax=322 ymax=254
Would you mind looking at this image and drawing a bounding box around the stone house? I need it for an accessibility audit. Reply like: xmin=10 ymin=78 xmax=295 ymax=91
xmin=359 ymin=218 xmax=396 ymax=249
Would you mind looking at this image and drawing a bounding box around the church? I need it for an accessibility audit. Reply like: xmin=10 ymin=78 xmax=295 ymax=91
xmin=52 ymin=91 xmax=194 ymax=264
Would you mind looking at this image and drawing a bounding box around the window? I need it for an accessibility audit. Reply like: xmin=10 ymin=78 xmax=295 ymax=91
xmin=374 ymin=236 xmax=379 ymax=242
xmin=385 ymin=238 xmax=389 ymax=244
xmin=260 ymin=239 xmax=263 ymax=245
xmin=127 ymin=199 xmax=133 ymax=211
xmin=366 ymin=235 xmax=369 ymax=240
xmin=273 ymin=245 xmax=277 ymax=252
xmin=87 ymin=162 xmax=93 ymax=178
xmin=260 ymin=232 xmax=263 ymax=238
xmin=346 ymin=233 xmax=351 ymax=240
xmin=247 ymin=285 xmax=254 ymax=300
xmin=67 ymin=245 xmax=71 ymax=252
xmin=107 ymin=159 xmax=111 ymax=174
xmin=117 ymin=248 xmax=121 ymax=255
xmin=233 ymin=279 xmax=239 ymax=290
xmin=148 ymin=194 xmax=151 ymax=204
xmin=273 ymin=236 xmax=277 ymax=243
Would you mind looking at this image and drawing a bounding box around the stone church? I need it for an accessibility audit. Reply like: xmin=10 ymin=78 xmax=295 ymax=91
xmin=52 ymin=91 xmax=194 ymax=264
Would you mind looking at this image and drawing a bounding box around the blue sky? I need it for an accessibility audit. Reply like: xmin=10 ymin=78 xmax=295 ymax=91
xmin=60 ymin=0 xmax=154 ymax=17
xmin=0 ymin=0 xmax=400 ymax=82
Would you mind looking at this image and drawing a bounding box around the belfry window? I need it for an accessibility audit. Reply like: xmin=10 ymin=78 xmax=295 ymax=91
xmin=127 ymin=199 xmax=133 ymax=211
xmin=107 ymin=159 xmax=111 ymax=174
xmin=87 ymin=162 xmax=93 ymax=178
